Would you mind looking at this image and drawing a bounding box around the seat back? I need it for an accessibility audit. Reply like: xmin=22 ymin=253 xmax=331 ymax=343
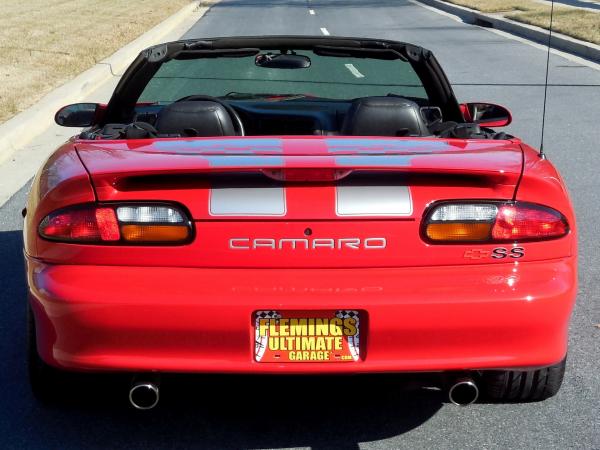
xmin=155 ymin=101 xmax=236 ymax=136
xmin=341 ymin=97 xmax=429 ymax=137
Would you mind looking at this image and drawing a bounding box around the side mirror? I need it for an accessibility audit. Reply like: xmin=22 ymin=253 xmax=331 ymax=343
xmin=55 ymin=103 xmax=102 ymax=127
xmin=462 ymin=102 xmax=512 ymax=128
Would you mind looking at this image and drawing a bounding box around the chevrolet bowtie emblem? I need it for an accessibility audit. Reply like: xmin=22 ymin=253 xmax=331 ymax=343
xmin=463 ymin=249 xmax=491 ymax=259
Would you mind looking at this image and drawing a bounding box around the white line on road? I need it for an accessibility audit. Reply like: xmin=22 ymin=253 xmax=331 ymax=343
xmin=320 ymin=27 xmax=330 ymax=36
xmin=344 ymin=63 xmax=365 ymax=78
xmin=309 ymin=9 xmax=315 ymax=15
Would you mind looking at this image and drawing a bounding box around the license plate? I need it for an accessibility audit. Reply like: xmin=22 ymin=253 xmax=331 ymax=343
xmin=254 ymin=310 xmax=360 ymax=363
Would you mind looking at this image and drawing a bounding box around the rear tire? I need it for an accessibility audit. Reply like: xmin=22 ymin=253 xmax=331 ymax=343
xmin=481 ymin=357 xmax=566 ymax=402
xmin=27 ymin=306 xmax=68 ymax=403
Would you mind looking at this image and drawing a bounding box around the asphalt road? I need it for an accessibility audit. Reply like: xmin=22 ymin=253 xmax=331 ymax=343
xmin=1 ymin=0 xmax=599 ymax=448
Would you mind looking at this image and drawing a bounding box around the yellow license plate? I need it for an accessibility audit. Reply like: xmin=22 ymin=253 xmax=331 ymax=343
xmin=254 ymin=310 xmax=360 ymax=363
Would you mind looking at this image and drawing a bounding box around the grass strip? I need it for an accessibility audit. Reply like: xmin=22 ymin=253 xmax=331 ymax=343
xmin=0 ymin=0 xmax=192 ymax=124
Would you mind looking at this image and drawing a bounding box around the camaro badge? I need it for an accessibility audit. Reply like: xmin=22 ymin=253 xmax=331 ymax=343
xmin=230 ymin=237 xmax=387 ymax=250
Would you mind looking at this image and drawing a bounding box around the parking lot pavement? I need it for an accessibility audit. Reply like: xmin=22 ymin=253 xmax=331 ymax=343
xmin=0 ymin=0 xmax=599 ymax=448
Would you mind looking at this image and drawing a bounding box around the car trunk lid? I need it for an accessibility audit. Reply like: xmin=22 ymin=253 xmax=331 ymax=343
xmin=73 ymin=136 xmax=523 ymax=268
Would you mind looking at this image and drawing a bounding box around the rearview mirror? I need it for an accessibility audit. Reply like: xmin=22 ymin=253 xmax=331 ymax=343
xmin=55 ymin=103 xmax=101 ymax=127
xmin=463 ymin=102 xmax=512 ymax=128
xmin=255 ymin=52 xmax=311 ymax=69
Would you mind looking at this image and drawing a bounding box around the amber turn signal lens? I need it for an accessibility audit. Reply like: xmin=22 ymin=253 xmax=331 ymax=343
xmin=425 ymin=222 xmax=492 ymax=241
xmin=121 ymin=224 xmax=190 ymax=242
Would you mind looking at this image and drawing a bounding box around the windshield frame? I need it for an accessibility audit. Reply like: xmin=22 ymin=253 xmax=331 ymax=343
xmin=102 ymin=36 xmax=463 ymax=126
xmin=138 ymin=49 xmax=430 ymax=104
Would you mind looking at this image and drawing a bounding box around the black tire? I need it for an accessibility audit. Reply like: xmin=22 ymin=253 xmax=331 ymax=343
xmin=481 ymin=357 xmax=566 ymax=402
xmin=27 ymin=306 xmax=68 ymax=403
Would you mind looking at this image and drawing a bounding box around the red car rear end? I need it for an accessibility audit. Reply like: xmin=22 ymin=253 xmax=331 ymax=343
xmin=24 ymin=37 xmax=576 ymax=407
xmin=24 ymin=136 xmax=576 ymax=403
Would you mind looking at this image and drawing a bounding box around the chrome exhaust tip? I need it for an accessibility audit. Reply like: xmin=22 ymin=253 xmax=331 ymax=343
xmin=129 ymin=381 xmax=159 ymax=410
xmin=448 ymin=378 xmax=479 ymax=406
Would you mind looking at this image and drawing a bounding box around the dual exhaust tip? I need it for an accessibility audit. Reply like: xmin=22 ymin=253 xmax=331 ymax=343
xmin=448 ymin=378 xmax=479 ymax=406
xmin=129 ymin=381 xmax=159 ymax=410
xmin=128 ymin=376 xmax=479 ymax=409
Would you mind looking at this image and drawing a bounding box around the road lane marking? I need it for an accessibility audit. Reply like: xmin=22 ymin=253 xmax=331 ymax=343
xmin=320 ymin=27 xmax=330 ymax=36
xmin=344 ymin=63 xmax=365 ymax=78
xmin=309 ymin=9 xmax=315 ymax=15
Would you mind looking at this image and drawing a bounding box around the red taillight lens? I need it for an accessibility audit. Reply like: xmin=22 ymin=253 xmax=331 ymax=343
xmin=39 ymin=203 xmax=191 ymax=244
xmin=491 ymin=204 xmax=568 ymax=240
xmin=424 ymin=201 xmax=569 ymax=243
xmin=39 ymin=206 xmax=119 ymax=242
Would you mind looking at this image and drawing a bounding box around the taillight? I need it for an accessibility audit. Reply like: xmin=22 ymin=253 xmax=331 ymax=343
xmin=423 ymin=201 xmax=568 ymax=243
xmin=39 ymin=203 xmax=192 ymax=244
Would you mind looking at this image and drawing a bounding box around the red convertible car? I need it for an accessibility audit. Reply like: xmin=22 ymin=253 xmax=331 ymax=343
xmin=24 ymin=36 xmax=576 ymax=408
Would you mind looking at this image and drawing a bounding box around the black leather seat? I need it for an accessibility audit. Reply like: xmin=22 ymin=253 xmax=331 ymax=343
xmin=341 ymin=96 xmax=429 ymax=137
xmin=155 ymin=100 xmax=236 ymax=136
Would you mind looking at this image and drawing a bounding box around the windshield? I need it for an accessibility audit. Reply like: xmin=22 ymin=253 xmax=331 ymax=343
xmin=138 ymin=51 xmax=428 ymax=103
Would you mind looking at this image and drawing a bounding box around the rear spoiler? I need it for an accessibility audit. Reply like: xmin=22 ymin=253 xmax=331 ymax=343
xmin=76 ymin=137 xmax=523 ymax=185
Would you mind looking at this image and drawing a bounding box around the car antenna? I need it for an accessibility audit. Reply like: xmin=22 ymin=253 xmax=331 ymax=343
xmin=539 ymin=0 xmax=556 ymax=159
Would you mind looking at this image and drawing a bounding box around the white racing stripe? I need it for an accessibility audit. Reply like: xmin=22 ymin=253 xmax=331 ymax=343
xmin=344 ymin=63 xmax=365 ymax=78
xmin=336 ymin=186 xmax=413 ymax=216
xmin=320 ymin=27 xmax=330 ymax=36
xmin=210 ymin=187 xmax=286 ymax=216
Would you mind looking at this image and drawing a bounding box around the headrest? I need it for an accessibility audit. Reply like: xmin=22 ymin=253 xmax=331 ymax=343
xmin=155 ymin=101 xmax=236 ymax=137
xmin=341 ymin=96 xmax=429 ymax=137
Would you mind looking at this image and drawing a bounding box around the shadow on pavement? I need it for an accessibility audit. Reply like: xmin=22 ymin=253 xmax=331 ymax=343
xmin=0 ymin=229 xmax=443 ymax=449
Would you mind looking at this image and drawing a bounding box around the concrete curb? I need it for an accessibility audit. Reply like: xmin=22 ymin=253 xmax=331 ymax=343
xmin=416 ymin=0 xmax=600 ymax=63
xmin=0 ymin=1 xmax=210 ymax=167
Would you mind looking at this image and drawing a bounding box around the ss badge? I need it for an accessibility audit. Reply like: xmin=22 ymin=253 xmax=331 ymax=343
xmin=491 ymin=247 xmax=525 ymax=259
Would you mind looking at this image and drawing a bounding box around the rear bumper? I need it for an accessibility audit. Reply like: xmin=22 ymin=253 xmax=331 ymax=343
xmin=27 ymin=257 xmax=576 ymax=373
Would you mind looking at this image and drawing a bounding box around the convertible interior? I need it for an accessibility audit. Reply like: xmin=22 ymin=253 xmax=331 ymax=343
xmin=74 ymin=37 xmax=511 ymax=141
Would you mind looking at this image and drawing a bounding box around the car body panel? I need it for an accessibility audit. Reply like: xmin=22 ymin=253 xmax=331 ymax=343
xmin=28 ymin=257 xmax=575 ymax=373
xmin=75 ymin=136 xmax=524 ymax=182
xmin=30 ymin=136 xmax=571 ymax=269
xmin=24 ymin=137 xmax=577 ymax=373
